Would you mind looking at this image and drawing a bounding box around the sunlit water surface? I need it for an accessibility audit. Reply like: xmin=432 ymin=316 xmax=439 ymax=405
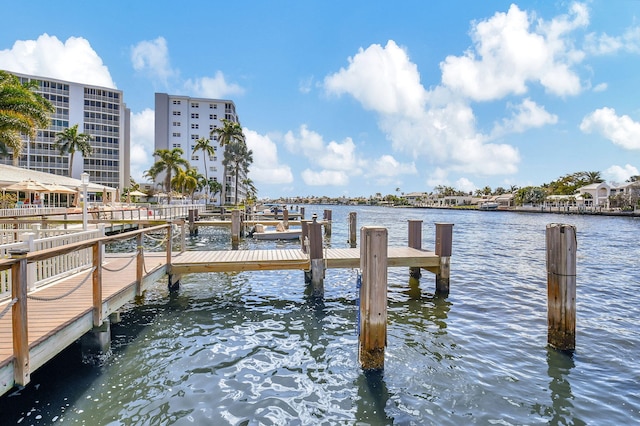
xmin=1 ymin=206 xmax=638 ymax=425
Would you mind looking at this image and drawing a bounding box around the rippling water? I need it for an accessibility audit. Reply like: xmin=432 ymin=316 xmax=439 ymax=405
xmin=1 ymin=206 xmax=638 ymax=425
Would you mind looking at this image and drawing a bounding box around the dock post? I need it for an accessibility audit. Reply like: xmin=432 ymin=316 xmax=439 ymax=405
xmin=80 ymin=319 xmax=111 ymax=361
xmin=359 ymin=227 xmax=388 ymax=370
xmin=349 ymin=212 xmax=357 ymax=248
xmin=308 ymin=215 xmax=324 ymax=296
xmin=435 ymin=223 xmax=453 ymax=295
xmin=323 ymin=209 xmax=332 ymax=236
xmin=300 ymin=206 xmax=305 ymax=220
xmin=546 ymin=223 xmax=577 ymax=352
xmin=10 ymin=249 xmax=30 ymax=386
xmin=92 ymin=241 xmax=103 ymax=327
xmin=166 ymin=221 xmax=179 ymax=291
xmin=231 ymin=210 xmax=241 ymax=250
xmin=283 ymin=208 xmax=289 ymax=229
xmin=408 ymin=220 xmax=422 ymax=278
xmin=188 ymin=209 xmax=198 ymax=236
xmin=136 ymin=233 xmax=143 ymax=296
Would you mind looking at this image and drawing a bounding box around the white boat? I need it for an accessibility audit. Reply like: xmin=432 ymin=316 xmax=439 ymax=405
xmin=250 ymin=223 xmax=301 ymax=240
xmin=479 ymin=202 xmax=499 ymax=210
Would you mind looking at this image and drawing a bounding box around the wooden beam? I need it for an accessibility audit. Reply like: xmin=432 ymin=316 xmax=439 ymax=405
xmin=10 ymin=250 xmax=29 ymax=386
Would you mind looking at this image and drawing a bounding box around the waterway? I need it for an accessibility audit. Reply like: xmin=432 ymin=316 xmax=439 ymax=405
xmin=0 ymin=206 xmax=638 ymax=425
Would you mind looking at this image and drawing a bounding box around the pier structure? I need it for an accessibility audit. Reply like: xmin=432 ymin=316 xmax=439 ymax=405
xmin=0 ymin=211 xmax=453 ymax=395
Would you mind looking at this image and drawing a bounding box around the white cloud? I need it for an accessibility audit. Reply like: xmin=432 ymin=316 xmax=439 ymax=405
xmin=604 ymin=164 xmax=639 ymax=183
xmin=244 ymin=128 xmax=293 ymax=185
xmin=492 ymin=98 xmax=558 ymax=136
xmin=131 ymin=37 xmax=175 ymax=85
xmin=301 ymin=169 xmax=349 ymax=186
xmin=593 ymin=82 xmax=607 ymax=92
xmin=284 ymin=125 xmax=362 ymax=178
xmin=129 ymin=108 xmax=155 ymax=182
xmin=585 ymin=26 xmax=640 ymax=55
xmin=455 ymin=177 xmax=476 ymax=194
xmin=183 ymin=71 xmax=245 ymax=99
xmin=368 ymin=155 xmax=417 ymax=178
xmin=579 ymin=107 xmax=640 ymax=150
xmin=324 ymin=40 xmax=426 ymax=117
xmin=440 ymin=3 xmax=586 ymax=100
xmin=0 ymin=34 xmax=115 ymax=88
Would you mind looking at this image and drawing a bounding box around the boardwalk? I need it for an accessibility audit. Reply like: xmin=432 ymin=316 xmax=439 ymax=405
xmin=0 ymin=244 xmax=441 ymax=397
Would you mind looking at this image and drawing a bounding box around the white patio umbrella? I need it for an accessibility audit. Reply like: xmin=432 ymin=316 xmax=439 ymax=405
xmin=44 ymin=183 xmax=76 ymax=207
xmin=4 ymin=178 xmax=51 ymax=205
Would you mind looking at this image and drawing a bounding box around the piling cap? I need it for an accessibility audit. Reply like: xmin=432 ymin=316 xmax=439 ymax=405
xmin=312 ymin=213 xmax=318 ymax=222
xmin=9 ymin=248 xmax=29 ymax=257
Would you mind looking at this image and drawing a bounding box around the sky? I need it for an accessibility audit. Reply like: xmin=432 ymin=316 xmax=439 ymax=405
xmin=1 ymin=1 xmax=639 ymax=198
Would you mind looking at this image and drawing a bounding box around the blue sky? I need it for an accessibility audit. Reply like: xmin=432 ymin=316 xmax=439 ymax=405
xmin=1 ymin=1 xmax=639 ymax=198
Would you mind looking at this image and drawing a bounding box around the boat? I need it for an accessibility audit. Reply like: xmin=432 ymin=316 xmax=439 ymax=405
xmin=249 ymin=223 xmax=301 ymax=240
xmin=479 ymin=202 xmax=499 ymax=210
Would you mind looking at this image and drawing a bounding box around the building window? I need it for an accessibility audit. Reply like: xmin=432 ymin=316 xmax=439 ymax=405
xmin=173 ymin=100 xmax=181 ymax=105
xmin=191 ymin=102 xmax=199 ymax=108
xmin=172 ymin=132 xmax=181 ymax=137
xmin=173 ymin=111 xmax=181 ymax=116
xmin=209 ymin=114 xmax=218 ymax=120
xmin=191 ymin=155 xmax=199 ymax=160
xmin=191 ymin=113 xmax=199 ymax=119
xmin=209 ymin=103 xmax=217 ymax=109
xmin=172 ymin=143 xmax=181 ymax=148
xmin=172 ymin=121 xmax=181 ymax=126
xmin=210 ymin=166 xmax=217 ymax=172
xmin=191 ymin=123 xmax=199 ymax=129
xmin=191 ymin=134 xmax=199 ymax=139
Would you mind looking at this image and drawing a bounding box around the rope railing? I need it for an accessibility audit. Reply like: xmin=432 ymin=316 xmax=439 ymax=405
xmin=0 ymin=298 xmax=17 ymax=320
xmin=27 ymin=266 xmax=96 ymax=302
xmin=102 ymin=255 xmax=137 ymax=272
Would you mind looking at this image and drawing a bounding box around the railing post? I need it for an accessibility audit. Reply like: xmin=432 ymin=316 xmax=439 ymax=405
xmin=348 ymin=212 xmax=357 ymax=248
xmin=359 ymin=227 xmax=387 ymax=370
xmin=308 ymin=215 xmax=324 ymax=295
xmin=435 ymin=223 xmax=453 ymax=295
xmin=10 ymin=248 xmax=30 ymax=386
xmin=92 ymin=241 xmax=103 ymax=327
xmin=408 ymin=220 xmax=423 ymax=278
xmin=23 ymin=232 xmax=37 ymax=291
xmin=546 ymin=223 xmax=576 ymax=352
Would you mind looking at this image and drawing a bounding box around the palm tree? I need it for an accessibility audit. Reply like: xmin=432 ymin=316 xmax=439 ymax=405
xmin=193 ymin=137 xmax=216 ymax=201
xmin=171 ymin=167 xmax=200 ymax=202
xmin=222 ymin=139 xmax=253 ymax=206
xmin=55 ymin=124 xmax=93 ymax=177
xmin=0 ymin=71 xmax=54 ymax=165
xmin=207 ymin=178 xmax=223 ymax=204
xmin=242 ymin=177 xmax=257 ymax=204
xmin=584 ymin=171 xmax=603 ymax=184
xmin=144 ymin=148 xmax=189 ymax=203
xmin=210 ymin=118 xmax=244 ymax=148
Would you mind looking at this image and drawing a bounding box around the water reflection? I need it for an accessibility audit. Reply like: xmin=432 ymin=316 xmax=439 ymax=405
xmin=356 ymin=369 xmax=394 ymax=425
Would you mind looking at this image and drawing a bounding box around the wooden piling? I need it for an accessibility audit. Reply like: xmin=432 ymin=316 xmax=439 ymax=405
xmin=308 ymin=216 xmax=324 ymax=295
xmin=323 ymin=209 xmax=332 ymax=236
xmin=231 ymin=210 xmax=241 ymax=250
xmin=283 ymin=208 xmax=289 ymax=229
xmin=188 ymin=209 xmax=198 ymax=236
xmin=359 ymin=227 xmax=387 ymax=370
xmin=408 ymin=220 xmax=422 ymax=278
xmin=300 ymin=220 xmax=310 ymax=254
xmin=136 ymin=233 xmax=144 ymax=296
xmin=10 ymin=249 xmax=29 ymax=386
xmin=435 ymin=223 xmax=453 ymax=295
xmin=349 ymin=212 xmax=357 ymax=248
xmin=300 ymin=206 xmax=305 ymax=220
xmin=546 ymin=223 xmax=576 ymax=352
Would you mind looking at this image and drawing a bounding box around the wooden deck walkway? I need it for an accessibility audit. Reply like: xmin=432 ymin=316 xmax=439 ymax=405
xmin=0 ymin=245 xmax=440 ymax=396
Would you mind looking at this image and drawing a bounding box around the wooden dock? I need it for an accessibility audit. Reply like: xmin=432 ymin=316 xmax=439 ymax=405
xmin=0 ymin=217 xmax=449 ymax=396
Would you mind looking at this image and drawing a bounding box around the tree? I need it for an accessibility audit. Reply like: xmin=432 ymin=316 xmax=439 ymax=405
xmin=210 ymin=118 xmax=244 ymax=147
xmin=55 ymin=124 xmax=93 ymax=177
xmin=222 ymin=139 xmax=253 ymax=206
xmin=144 ymin=148 xmax=189 ymax=203
xmin=0 ymin=71 xmax=54 ymax=165
xmin=207 ymin=178 xmax=223 ymax=204
xmin=193 ymin=137 xmax=216 ymax=201
xmin=515 ymin=186 xmax=547 ymax=205
xmin=242 ymin=178 xmax=257 ymax=204
xmin=172 ymin=167 xmax=201 ymax=202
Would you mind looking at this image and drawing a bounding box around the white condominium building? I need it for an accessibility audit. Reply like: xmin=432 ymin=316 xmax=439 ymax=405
xmin=154 ymin=93 xmax=245 ymax=205
xmin=0 ymin=71 xmax=130 ymax=190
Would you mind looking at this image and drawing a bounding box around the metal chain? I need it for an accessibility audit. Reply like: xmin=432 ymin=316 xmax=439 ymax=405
xmin=27 ymin=267 xmax=96 ymax=302
xmin=0 ymin=298 xmax=17 ymax=320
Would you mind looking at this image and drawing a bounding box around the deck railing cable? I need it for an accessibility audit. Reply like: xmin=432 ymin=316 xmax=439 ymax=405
xmin=27 ymin=266 xmax=96 ymax=302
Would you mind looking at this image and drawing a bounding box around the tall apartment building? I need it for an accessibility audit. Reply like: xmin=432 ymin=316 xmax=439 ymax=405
xmin=154 ymin=93 xmax=245 ymax=205
xmin=0 ymin=71 xmax=130 ymax=190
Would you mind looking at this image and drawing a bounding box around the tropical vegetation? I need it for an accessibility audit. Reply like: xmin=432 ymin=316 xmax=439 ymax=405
xmin=144 ymin=148 xmax=189 ymax=203
xmin=0 ymin=71 xmax=54 ymax=165
xmin=222 ymin=138 xmax=253 ymax=206
xmin=55 ymin=123 xmax=93 ymax=177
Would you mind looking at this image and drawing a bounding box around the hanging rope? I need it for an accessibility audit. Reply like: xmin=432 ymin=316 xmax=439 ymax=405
xmin=27 ymin=267 xmax=96 ymax=302
xmin=102 ymin=254 xmax=137 ymax=272
xmin=0 ymin=298 xmax=17 ymax=320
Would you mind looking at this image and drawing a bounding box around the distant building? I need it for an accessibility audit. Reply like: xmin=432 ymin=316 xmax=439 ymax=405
xmin=154 ymin=93 xmax=244 ymax=205
xmin=0 ymin=71 xmax=130 ymax=190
